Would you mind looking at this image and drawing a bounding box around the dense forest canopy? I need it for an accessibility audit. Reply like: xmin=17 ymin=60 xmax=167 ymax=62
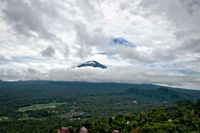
xmin=0 ymin=81 xmax=200 ymax=133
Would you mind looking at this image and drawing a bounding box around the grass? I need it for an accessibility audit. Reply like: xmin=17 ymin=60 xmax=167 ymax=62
xmin=17 ymin=102 xmax=66 ymax=112
xmin=0 ymin=116 xmax=9 ymax=121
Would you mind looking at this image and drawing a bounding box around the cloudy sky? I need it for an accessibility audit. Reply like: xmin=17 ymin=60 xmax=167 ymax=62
xmin=0 ymin=0 xmax=200 ymax=89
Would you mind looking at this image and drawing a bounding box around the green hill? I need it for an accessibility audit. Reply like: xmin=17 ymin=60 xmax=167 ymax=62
xmin=0 ymin=81 xmax=200 ymax=133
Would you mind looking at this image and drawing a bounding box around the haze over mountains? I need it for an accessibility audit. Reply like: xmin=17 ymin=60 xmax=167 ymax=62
xmin=1 ymin=80 xmax=200 ymax=113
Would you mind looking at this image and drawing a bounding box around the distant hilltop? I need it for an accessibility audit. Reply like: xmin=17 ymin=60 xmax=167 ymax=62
xmin=77 ymin=60 xmax=107 ymax=69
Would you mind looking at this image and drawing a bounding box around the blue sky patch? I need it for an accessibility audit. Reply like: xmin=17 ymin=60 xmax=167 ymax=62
xmin=179 ymin=69 xmax=200 ymax=76
xmin=112 ymin=37 xmax=136 ymax=48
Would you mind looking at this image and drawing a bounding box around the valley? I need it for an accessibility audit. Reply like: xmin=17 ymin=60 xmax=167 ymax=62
xmin=0 ymin=81 xmax=200 ymax=132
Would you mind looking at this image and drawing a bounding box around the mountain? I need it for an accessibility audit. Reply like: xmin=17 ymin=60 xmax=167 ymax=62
xmin=77 ymin=60 xmax=107 ymax=69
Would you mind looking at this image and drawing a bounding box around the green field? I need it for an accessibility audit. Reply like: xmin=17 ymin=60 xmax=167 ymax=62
xmin=0 ymin=116 xmax=9 ymax=121
xmin=17 ymin=102 xmax=66 ymax=112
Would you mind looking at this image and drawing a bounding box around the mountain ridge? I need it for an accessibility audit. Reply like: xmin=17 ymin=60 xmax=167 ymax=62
xmin=77 ymin=60 xmax=107 ymax=69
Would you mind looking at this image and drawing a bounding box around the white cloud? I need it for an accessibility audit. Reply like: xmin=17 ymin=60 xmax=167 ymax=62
xmin=0 ymin=0 xmax=200 ymax=89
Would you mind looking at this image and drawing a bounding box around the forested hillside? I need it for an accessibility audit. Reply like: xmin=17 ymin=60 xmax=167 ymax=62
xmin=81 ymin=99 xmax=200 ymax=133
xmin=0 ymin=81 xmax=200 ymax=133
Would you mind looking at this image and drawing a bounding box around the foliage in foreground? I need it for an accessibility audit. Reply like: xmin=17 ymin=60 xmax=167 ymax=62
xmin=81 ymin=99 xmax=200 ymax=133
xmin=0 ymin=98 xmax=200 ymax=133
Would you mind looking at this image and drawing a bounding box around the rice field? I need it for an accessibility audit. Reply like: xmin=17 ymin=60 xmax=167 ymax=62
xmin=17 ymin=102 xmax=66 ymax=112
